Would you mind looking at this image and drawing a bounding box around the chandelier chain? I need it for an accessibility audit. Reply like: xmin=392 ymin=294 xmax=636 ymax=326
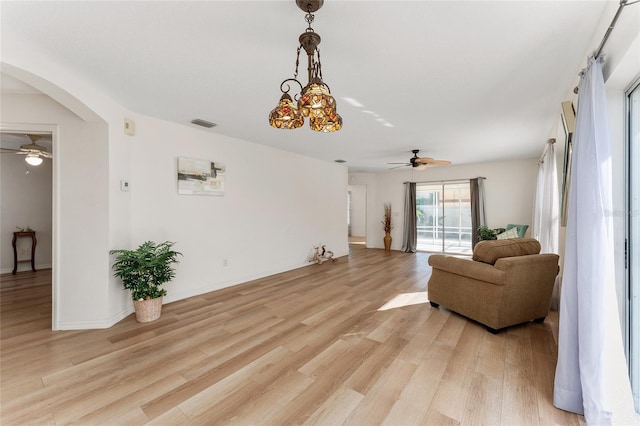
xmin=294 ymin=46 xmax=301 ymax=80
xmin=305 ymin=6 xmax=315 ymax=29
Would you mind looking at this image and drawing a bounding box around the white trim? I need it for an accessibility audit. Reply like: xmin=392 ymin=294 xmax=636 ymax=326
xmin=0 ymin=264 xmax=52 ymax=275
xmin=625 ymin=76 xmax=640 ymax=413
xmin=163 ymin=255 xmax=349 ymax=306
xmin=0 ymin=123 xmax=59 ymax=329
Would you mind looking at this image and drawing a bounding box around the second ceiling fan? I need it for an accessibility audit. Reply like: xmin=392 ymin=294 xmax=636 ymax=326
xmin=0 ymin=134 xmax=53 ymax=166
xmin=388 ymin=149 xmax=451 ymax=171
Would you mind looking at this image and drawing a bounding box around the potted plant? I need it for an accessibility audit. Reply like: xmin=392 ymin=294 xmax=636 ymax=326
xmin=477 ymin=225 xmax=506 ymax=241
xmin=382 ymin=202 xmax=393 ymax=251
xmin=110 ymin=241 xmax=182 ymax=323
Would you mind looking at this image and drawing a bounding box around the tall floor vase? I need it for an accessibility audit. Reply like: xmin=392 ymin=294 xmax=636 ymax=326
xmin=384 ymin=233 xmax=392 ymax=251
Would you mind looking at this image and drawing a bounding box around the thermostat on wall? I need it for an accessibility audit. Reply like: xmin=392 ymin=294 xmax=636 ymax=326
xmin=120 ymin=180 xmax=130 ymax=191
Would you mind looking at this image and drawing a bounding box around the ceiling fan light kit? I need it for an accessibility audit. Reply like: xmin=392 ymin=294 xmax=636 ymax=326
xmin=269 ymin=0 xmax=342 ymax=132
xmin=25 ymin=153 xmax=43 ymax=166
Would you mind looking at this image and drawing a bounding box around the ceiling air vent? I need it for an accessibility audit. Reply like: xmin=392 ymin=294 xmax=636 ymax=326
xmin=190 ymin=118 xmax=217 ymax=128
xmin=334 ymin=159 xmax=346 ymax=163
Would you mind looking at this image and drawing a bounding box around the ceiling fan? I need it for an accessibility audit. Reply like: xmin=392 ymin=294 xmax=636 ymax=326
xmin=0 ymin=134 xmax=53 ymax=166
xmin=388 ymin=149 xmax=451 ymax=171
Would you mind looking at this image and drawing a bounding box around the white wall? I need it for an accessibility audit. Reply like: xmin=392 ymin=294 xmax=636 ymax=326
xmin=2 ymin=29 xmax=349 ymax=329
xmin=350 ymin=158 xmax=538 ymax=250
xmin=348 ymin=184 xmax=366 ymax=238
xmin=1 ymin=89 xmax=349 ymax=328
xmin=129 ymin=114 xmax=349 ymax=303
xmin=1 ymin=94 xmax=111 ymax=328
xmin=0 ymin=151 xmax=53 ymax=273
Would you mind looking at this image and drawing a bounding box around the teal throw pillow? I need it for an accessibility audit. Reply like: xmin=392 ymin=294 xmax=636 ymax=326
xmin=506 ymin=224 xmax=529 ymax=238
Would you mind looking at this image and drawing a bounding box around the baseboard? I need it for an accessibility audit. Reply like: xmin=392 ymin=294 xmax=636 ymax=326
xmin=0 ymin=264 xmax=52 ymax=275
xmin=164 ymin=255 xmax=349 ymax=305
xmin=54 ymin=306 xmax=134 ymax=330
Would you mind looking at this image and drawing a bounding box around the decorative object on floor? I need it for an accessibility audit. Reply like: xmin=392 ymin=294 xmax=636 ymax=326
xmin=110 ymin=241 xmax=182 ymax=323
xmin=308 ymin=244 xmax=336 ymax=264
xmin=382 ymin=202 xmax=393 ymax=251
xmin=477 ymin=225 xmax=505 ymax=241
xmin=387 ymin=149 xmax=451 ymax=171
xmin=428 ymin=238 xmax=559 ymax=333
xmin=269 ymin=0 xmax=342 ymax=132
xmin=177 ymin=157 xmax=225 ymax=196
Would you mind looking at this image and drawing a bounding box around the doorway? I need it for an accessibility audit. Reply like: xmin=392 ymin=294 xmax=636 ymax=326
xmin=0 ymin=126 xmax=55 ymax=327
xmin=348 ymin=184 xmax=366 ymax=245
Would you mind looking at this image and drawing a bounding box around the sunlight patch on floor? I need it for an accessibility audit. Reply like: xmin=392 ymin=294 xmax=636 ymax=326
xmin=378 ymin=291 xmax=428 ymax=311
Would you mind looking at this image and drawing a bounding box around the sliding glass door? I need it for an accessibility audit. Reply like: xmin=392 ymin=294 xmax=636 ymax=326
xmin=416 ymin=182 xmax=472 ymax=254
xmin=627 ymin=79 xmax=639 ymax=411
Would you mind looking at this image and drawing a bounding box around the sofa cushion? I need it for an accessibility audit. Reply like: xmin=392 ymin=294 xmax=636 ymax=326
xmin=506 ymin=224 xmax=529 ymax=238
xmin=472 ymin=238 xmax=541 ymax=264
xmin=496 ymin=227 xmax=519 ymax=240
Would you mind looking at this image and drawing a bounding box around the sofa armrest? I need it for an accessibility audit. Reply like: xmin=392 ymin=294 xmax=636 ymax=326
xmin=428 ymin=255 xmax=506 ymax=285
xmin=494 ymin=254 xmax=560 ymax=274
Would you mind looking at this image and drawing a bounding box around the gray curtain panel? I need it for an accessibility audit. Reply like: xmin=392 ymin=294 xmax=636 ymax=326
xmin=470 ymin=177 xmax=486 ymax=248
xmin=401 ymin=182 xmax=417 ymax=253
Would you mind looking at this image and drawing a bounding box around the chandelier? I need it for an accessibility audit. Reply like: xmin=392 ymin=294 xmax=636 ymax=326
xmin=269 ymin=0 xmax=342 ymax=132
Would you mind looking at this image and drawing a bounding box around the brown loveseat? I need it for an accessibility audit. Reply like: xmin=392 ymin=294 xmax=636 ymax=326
xmin=427 ymin=238 xmax=559 ymax=333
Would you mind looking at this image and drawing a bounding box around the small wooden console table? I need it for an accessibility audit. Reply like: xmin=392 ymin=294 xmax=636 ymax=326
xmin=12 ymin=231 xmax=37 ymax=274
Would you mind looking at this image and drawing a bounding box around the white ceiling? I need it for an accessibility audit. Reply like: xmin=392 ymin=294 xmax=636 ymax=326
xmin=0 ymin=1 xmax=610 ymax=172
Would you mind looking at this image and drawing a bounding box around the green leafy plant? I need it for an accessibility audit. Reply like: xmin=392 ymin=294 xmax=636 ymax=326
xmin=110 ymin=241 xmax=182 ymax=300
xmin=477 ymin=225 xmax=506 ymax=241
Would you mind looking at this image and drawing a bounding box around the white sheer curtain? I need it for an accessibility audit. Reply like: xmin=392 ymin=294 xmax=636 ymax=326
xmin=553 ymin=57 xmax=636 ymax=424
xmin=532 ymin=140 xmax=560 ymax=308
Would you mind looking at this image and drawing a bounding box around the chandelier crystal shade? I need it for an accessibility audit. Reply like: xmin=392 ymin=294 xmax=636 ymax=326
xmin=269 ymin=0 xmax=342 ymax=132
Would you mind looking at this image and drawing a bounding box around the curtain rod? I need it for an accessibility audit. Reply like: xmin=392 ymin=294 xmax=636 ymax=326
xmin=539 ymin=138 xmax=556 ymax=164
xmin=403 ymin=177 xmax=486 ymax=185
xmin=574 ymin=0 xmax=637 ymax=93
xmin=593 ymin=0 xmax=637 ymax=60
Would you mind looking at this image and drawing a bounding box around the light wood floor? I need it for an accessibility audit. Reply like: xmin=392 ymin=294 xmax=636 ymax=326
xmin=1 ymin=246 xmax=583 ymax=425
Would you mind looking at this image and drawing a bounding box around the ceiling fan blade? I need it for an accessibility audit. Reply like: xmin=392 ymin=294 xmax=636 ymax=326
xmin=414 ymin=157 xmax=434 ymax=164
xmin=387 ymin=162 xmax=411 ymax=165
xmin=0 ymin=147 xmax=20 ymax=154
xmin=388 ymin=165 xmax=409 ymax=170
xmin=427 ymin=160 xmax=452 ymax=165
xmin=15 ymin=143 xmax=53 ymax=159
